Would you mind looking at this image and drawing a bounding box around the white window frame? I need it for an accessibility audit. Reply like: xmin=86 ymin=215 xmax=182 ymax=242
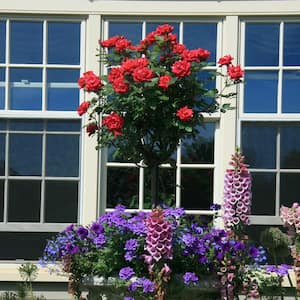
xmin=0 ymin=16 xmax=87 ymax=232
xmin=237 ymin=17 xmax=300 ymax=225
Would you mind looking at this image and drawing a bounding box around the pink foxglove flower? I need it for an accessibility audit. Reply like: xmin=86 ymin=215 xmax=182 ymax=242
xmin=223 ymin=150 xmax=252 ymax=231
xmin=144 ymin=208 xmax=173 ymax=266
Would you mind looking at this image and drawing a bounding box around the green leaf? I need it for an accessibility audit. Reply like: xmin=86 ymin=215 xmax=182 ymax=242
xmin=185 ymin=126 xmax=193 ymax=133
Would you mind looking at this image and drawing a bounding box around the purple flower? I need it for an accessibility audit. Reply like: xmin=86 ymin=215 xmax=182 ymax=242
xmin=77 ymin=226 xmax=88 ymax=239
xmin=64 ymin=224 xmax=74 ymax=232
xmin=141 ymin=278 xmax=155 ymax=293
xmin=248 ymin=246 xmax=259 ymax=258
xmin=124 ymin=251 xmax=136 ymax=262
xmin=265 ymin=264 xmax=292 ymax=276
xmin=181 ymin=233 xmax=196 ymax=247
xmin=183 ymin=272 xmax=199 ymax=285
xmin=210 ymin=204 xmax=221 ymax=211
xmin=123 ymin=297 xmax=134 ymax=300
xmin=66 ymin=244 xmax=80 ymax=255
xmin=128 ymin=281 xmax=138 ymax=292
xmin=125 ymin=239 xmax=138 ymax=251
xmin=93 ymin=234 xmax=106 ymax=248
xmin=90 ymin=223 xmax=104 ymax=234
xmin=119 ymin=267 xmax=135 ymax=280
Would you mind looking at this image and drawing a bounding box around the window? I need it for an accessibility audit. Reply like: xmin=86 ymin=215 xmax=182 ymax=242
xmin=101 ymin=19 xmax=221 ymax=214
xmin=239 ymin=20 xmax=300 ymax=224
xmin=0 ymin=18 xmax=83 ymax=259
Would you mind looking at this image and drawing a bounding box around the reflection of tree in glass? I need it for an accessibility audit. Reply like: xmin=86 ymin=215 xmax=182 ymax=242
xmin=107 ymin=167 xmax=139 ymax=209
xmin=144 ymin=168 xmax=176 ymax=209
xmin=182 ymin=135 xmax=214 ymax=164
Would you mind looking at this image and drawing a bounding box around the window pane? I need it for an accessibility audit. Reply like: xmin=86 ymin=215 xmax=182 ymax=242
xmin=244 ymin=71 xmax=278 ymax=113
xmin=0 ymin=21 xmax=5 ymax=63
xmin=8 ymin=180 xmax=41 ymax=222
xmin=183 ymin=23 xmax=217 ymax=63
xmin=146 ymin=22 xmax=179 ymax=37
xmin=280 ymin=173 xmax=300 ymax=209
xmin=242 ymin=124 xmax=277 ymax=169
xmin=0 ymin=120 xmax=5 ymax=130
xmin=46 ymin=135 xmax=79 ymax=177
xmin=0 ymin=180 xmax=4 ymax=222
xmin=10 ymin=21 xmax=43 ymax=64
xmin=196 ymin=70 xmax=216 ymax=110
xmin=0 ymin=232 xmax=55 ymax=260
xmin=245 ymin=23 xmax=279 ymax=66
xmin=45 ymin=180 xmax=78 ymax=222
xmin=48 ymin=22 xmax=80 ymax=65
xmin=0 ymin=134 xmax=5 ymax=176
xmin=0 ymin=68 xmax=5 ymax=109
xmin=251 ymin=173 xmax=276 ymax=215
xmin=281 ymin=126 xmax=300 ymax=169
xmin=9 ymin=119 xmax=43 ymax=131
xmin=107 ymin=167 xmax=139 ymax=209
xmin=47 ymin=69 xmax=79 ymax=111
xmin=46 ymin=120 xmax=81 ymax=132
xmin=284 ymin=23 xmax=300 ymax=66
xmin=181 ymin=169 xmax=213 ymax=210
xmin=9 ymin=134 xmax=42 ymax=176
xmin=181 ymin=123 xmax=215 ymax=164
xmin=144 ymin=168 xmax=176 ymax=209
xmin=282 ymin=71 xmax=300 ymax=113
xmin=109 ymin=22 xmax=142 ymax=45
xmin=10 ymin=68 xmax=42 ymax=110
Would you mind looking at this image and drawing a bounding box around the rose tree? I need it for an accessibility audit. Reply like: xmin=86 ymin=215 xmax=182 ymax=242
xmin=77 ymin=24 xmax=243 ymax=206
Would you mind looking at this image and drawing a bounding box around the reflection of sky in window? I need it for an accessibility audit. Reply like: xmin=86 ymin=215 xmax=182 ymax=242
xmin=0 ymin=21 xmax=5 ymax=63
xmin=280 ymin=126 xmax=300 ymax=169
xmin=242 ymin=124 xmax=277 ymax=169
xmin=9 ymin=134 xmax=42 ymax=176
xmin=196 ymin=70 xmax=216 ymax=108
xmin=46 ymin=135 xmax=79 ymax=177
xmin=245 ymin=23 xmax=279 ymax=66
xmin=10 ymin=68 xmax=42 ymax=110
xmin=10 ymin=21 xmax=43 ymax=64
xmin=282 ymin=71 xmax=300 ymax=113
xmin=48 ymin=22 xmax=80 ymax=65
xmin=284 ymin=24 xmax=300 ymax=66
xmin=0 ymin=68 xmax=5 ymax=109
xmin=183 ymin=23 xmax=217 ymax=64
xmin=280 ymin=173 xmax=300 ymax=209
xmin=47 ymin=69 xmax=79 ymax=111
xmin=146 ymin=22 xmax=179 ymax=37
xmin=109 ymin=22 xmax=142 ymax=45
xmin=46 ymin=120 xmax=81 ymax=132
xmin=0 ymin=120 xmax=5 ymax=130
xmin=9 ymin=119 xmax=43 ymax=131
xmin=244 ymin=71 xmax=278 ymax=113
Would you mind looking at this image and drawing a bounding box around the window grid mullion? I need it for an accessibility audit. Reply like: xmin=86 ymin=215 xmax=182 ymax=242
xmin=3 ymin=123 xmax=8 ymax=223
xmin=4 ymin=19 xmax=9 ymax=110
xmin=40 ymin=123 xmax=46 ymax=223
xmin=42 ymin=20 xmax=47 ymax=112
xmin=275 ymin=125 xmax=281 ymax=217
xmin=138 ymin=167 xmax=144 ymax=210
xmin=277 ymin=21 xmax=284 ymax=114
xmin=176 ymin=142 xmax=181 ymax=207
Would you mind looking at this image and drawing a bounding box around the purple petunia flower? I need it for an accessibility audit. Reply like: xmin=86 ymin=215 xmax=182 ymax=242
xmin=248 ymin=246 xmax=259 ymax=258
xmin=77 ymin=226 xmax=88 ymax=239
xmin=125 ymin=239 xmax=138 ymax=251
xmin=123 ymin=297 xmax=134 ymax=300
xmin=183 ymin=272 xmax=199 ymax=285
xmin=124 ymin=251 xmax=136 ymax=262
xmin=90 ymin=223 xmax=104 ymax=234
xmin=93 ymin=234 xmax=106 ymax=248
xmin=141 ymin=278 xmax=155 ymax=293
xmin=119 ymin=267 xmax=135 ymax=280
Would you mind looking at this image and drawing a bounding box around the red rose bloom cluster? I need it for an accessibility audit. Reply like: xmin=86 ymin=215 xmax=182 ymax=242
xmin=77 ymin=101 xmax=90 ymax=116
xmin=218 ymin=55 xmax=244 ymax=82
xmin=78 ymin=71 xmax=103 ymax=92
xmin=176 ymin=106 xmax=194 ymax=121
xmin=102 ymin=112 xmax=124 ymax=136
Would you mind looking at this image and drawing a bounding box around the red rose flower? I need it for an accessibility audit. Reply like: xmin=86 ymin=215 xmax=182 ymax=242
xmin=77 ymin=101 xmax=90 ymax=116
xmin=155 ymin=24 xmax=174 ymax=35
xmin=173 ymin=43 xmax=186 ymax=54
xmin=182 ymin=49 xmax=210 ymax=62
xmin=102 ymin=112 xmax=124 ymax=136
xmin=99 ymin=35 xmax=123 ymax=48
xmin=108 ymin=67 xmax=124 ymax=83
xmin=132 ymin=67 xmax=154 ymax=82
xmin=228 ymin=65 xmax=244 ymax=81
xmin=86 ymin=122 xmax=98 ymax=136
xmin=218 ymin=55 xmax=234 ymax=67
xmin=171 ymin=60 xmax=191 ymax=78
xmin=115 ymin=38 xmax=132 ymax=52
xmin=176 ymin=106 xmax=194 ymax=121
xmin=122 ymin=58 xmax=149 ymax=73
xmin=78 ymin=71 xmax=103 ymax=92
xmin=112 ymin=77 xmax=130 ymax=94
xmin=158 ymin=75 xmax=172 ymax=90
